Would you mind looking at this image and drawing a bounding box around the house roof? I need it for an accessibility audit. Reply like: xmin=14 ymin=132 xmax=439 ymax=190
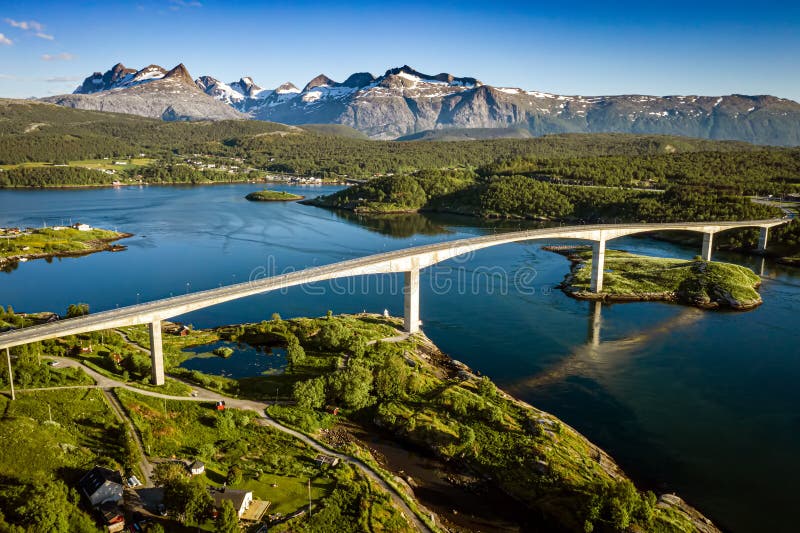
xmin=190 ymin=460 xmax=205 ymax=470
xmin=79 ymin=466 xmax=123 ymax=498
xmin=210 ymin=488 xmax=251 ymax=511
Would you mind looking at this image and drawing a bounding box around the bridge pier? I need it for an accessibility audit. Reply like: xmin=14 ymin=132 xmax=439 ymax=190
xmin=590 ymin=239 xmax=606 ymax=293
xmin=403 ymin=269 xmax=420 ymax=333
xmin=5 ymin=347 xmax=14 ymax=401
xmin=701 ymin=233 xmax=714 ymax=261
xmin=149 ymin=321 xmax=165 ymax=386
xmin=758 ymin=227 xmax=769 ymax=253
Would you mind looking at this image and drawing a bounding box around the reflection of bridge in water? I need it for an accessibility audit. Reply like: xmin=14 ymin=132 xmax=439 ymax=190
xmin=0 ymin=219 xmax=787 ymax=390
xmin=503 ymin=303 xmax=706 ymax=396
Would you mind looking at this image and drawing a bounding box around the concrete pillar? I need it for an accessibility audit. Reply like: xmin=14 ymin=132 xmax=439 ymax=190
xmin=590 ymin=239 xmax=606 ymax=293
xmin=403 ymin=269 xmax=420 ymax=333
xmin=149 ymin=321 xmax=165 ymax=386
xmin=5 ymin=347 xmax=14 ymax=401
xmin=758 ymin=227 xmax=769 ymax=253
xmin=701 ymin=233 xmax=714 ymax=261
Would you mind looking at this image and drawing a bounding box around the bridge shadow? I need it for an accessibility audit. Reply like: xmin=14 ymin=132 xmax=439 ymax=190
xmin=502 ymin=303 xmax=704 ymax=394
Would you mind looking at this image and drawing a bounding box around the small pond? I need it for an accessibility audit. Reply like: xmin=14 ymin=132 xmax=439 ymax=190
xmin=180 ymin=340 xmax=287 ymax=378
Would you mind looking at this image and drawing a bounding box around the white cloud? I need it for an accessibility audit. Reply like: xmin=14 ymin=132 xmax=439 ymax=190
xmin=41 ymin=52 xmax=75 ymax=61
xmin=45 ymin=75 xmax=82 ymax=82
xmin=35 ymin=32 xmax=54 ymax=40
xmin=4 ymin=18 xmax=44 ymax=32
xmin=0 ymin=74 xmax=17 ymax=80
xmin=169 ymin=0 xmax=202 ymax=10
xmin=0 ymin=33 xmax=12 ymax=46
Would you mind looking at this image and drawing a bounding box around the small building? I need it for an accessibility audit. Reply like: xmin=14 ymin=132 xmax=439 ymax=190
xmin=99 ymin=501 xmax=125 ymax=533
xmin=73 ymin=223 xmax=92 ymax=231
xmin=78 ymin=466 xmax=124 ymax=507
xmin=188 ymin=460 xmax=205 ymax=476
xmin=314 ymin=454 xmax=339 ymax=467
xmin=215 ymin=401 xmax=226 ymax=411
xmin=210 ymin=488 xmax=253 ymax=518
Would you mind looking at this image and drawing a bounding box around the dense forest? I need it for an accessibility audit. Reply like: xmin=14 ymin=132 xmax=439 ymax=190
xmin=2 ymin=99 xmax=798 ymax=256
xmin=313 ymin=173 xmax=782 ymax=222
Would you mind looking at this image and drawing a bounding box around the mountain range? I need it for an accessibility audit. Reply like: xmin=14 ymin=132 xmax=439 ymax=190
xmin=43 ymin=62 xmax=800 ymax=145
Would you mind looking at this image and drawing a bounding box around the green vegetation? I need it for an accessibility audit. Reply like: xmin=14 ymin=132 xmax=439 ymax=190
xmin=2 ymin=99 xmax=798 ymax=257
xmin=3 ymin=99 xmax=796 ymax=183
xmin=558 ymin=248 xmax=763 ymax=309
xmin=0 ymin=308 xmax=717 ymax=531
xmin=207 ymin=315 xmax=698 ymax=532
xmin=245 ymin=190 xmax=304 ymax=201
xmin=312 ymin=172 xmax=782 ymax=222
xmin=212 ymin=347 xmax=234 ymax=358
xmin=0 ymin=389 xmax=128 ymax=532
xmin=115 ymin=388 xmax=411 ymax=530
xmin=0 ymin=227 xmax=129 ymax=264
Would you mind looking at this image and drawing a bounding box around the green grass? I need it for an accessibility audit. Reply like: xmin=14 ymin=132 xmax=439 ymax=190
xmin=567 ymin=249 xmax=762 ymax=307
xmin=0 ymin=157 xmax=154 ymax=172
xmin=0 ymin=227 xmax=128 ymax=260
xmin=239 ymin=473 xmax=333 ymax=516
xmin=114 ymin=388 xmax=345 ymax=518
xmin=0 ymin=388 xmax=124 ymax=477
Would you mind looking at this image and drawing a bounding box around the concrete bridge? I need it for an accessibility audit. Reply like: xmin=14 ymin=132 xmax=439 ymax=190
xmin=1 ymin=219 xmax=787 ymax=388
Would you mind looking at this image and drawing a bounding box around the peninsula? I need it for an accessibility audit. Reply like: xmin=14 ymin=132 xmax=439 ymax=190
xmin=0 ymin=225 xmax=131 ymax=269
xmin=0 ymin=308 xmax=720 ymax=532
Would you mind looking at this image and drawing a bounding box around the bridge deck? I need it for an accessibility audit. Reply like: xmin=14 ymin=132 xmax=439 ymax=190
xmin=0 ymin=219 xmax=787 ymax=350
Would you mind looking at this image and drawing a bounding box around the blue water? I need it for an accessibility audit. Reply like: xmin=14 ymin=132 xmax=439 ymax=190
xmin=180 ymin=340 xmax=287 ymax=378
xmin=1 ymin=183 xmax=798 ymax=532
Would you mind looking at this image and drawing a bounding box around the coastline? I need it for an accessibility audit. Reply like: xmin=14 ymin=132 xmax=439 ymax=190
xmin=283 ymin=317 xmax=721 ymax=533
xmin=408 ymin=330 xmax=720 ymax=533
xmin=0 ymin=231 xmax=133 ymax=269
xmin=0 ymin=178 xmax=346 ymax=191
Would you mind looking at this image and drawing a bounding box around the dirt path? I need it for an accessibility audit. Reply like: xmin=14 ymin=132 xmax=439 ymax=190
xmin=102 ymin=388 xmax=153 ymax=486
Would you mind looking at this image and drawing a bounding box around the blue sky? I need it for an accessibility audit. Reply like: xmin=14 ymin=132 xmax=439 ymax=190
xmin=1 ymin=0 xmax=799 ymax=100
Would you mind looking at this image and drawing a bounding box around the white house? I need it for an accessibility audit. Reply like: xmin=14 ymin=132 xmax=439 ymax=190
xmin=188 ymin=460 xmax=205 ymax=476
xmin=73 ymin=223 xmax=92 ymax=231
xmin=210 ymin=488 xmax=253 ymax=518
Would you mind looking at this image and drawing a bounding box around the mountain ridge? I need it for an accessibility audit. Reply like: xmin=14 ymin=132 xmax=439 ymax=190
xmin=56 ymin=62 xmax=800 ymax=144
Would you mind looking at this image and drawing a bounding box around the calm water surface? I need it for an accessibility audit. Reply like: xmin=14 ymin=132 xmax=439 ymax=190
xmin=1 ymin=184 xmax=798 ymax=533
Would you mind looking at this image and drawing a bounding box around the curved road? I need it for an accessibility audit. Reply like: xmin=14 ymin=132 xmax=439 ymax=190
xmin=20 ymin=357 xmax=432 ymax=533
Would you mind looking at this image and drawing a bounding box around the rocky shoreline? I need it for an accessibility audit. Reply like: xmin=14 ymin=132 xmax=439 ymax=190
xmin=403 ymin=330 xmax=721 ymax=532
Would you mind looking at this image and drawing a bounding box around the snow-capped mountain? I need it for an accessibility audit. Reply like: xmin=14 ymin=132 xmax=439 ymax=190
xmin=46 ymin=63 xmax=243 ymax=121
xmin=52 ymin=63 xmax=800 ymax=144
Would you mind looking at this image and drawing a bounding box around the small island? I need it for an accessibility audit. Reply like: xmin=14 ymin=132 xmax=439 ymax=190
xmin=0 ymin=224 xmax=131 ymax=268
xmin=549 ymin=246 xmax=763 ymax=310
xmin=245 ymin=190 xmax=304 ymax=202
